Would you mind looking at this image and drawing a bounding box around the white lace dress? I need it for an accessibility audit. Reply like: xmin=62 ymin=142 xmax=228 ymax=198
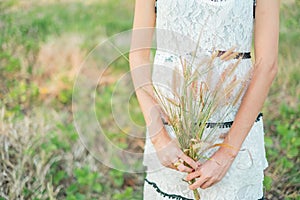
xmin=143 ymin=0 xmax=268 ymax=199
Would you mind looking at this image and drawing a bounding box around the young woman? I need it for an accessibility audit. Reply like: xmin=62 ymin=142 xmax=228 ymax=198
xmin=129 ymin=0 xmax=279 ymax=199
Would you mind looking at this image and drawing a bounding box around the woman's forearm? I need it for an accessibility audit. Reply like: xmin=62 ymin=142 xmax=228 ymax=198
xmin=223 ymin=0 xmax=280 ymax=154
xmin=224 ymin=61 xmax=278 ymax=153
xmin=129 ymin=0 xmax=172 ymax=144
xmin=129 ymin=55 xmax=157 ymax=125
xmin=129 ymin=55 xmax=171 ymax=145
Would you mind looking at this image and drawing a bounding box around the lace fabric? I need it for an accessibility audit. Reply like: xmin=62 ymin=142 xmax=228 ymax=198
xmin=143 ymin=120 xmax=268 ymax=200
xmin=155 ymin=0 xmax=254 ymax=52
xmin=144 ymin=0 xmax=269 ymax=199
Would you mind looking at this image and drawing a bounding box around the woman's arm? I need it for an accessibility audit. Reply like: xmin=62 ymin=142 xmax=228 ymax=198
xmin=129 ymin=0 xmax=158 ymax=128
xmin=186 ymin=0 xmax=280 ymax=189
xmin=129 ymin=0 xmax=198 ymax=172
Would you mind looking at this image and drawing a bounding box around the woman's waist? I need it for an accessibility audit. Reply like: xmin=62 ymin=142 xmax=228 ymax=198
xmin=155 ymin=48 xmax=252 ymax=61
xmin=161 ymin=112 xmax=263 ymax=140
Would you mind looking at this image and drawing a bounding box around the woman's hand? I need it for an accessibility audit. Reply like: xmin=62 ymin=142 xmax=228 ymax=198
xmin=151 ymin=127 xmax=199 ymax=173
xmin=185 ymin=146 xmax=238 ymax=190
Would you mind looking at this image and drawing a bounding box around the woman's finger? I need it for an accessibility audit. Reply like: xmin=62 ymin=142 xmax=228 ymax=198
xmin=199 ymin=178 xmax=215 ymax=189
xmin=185 ymin=169 xmax=201 ymax=182
xmin=166 ymin=157 xmax=183 ymax=171
xmin=176 ymin=163 xmax=193 ymax=173
xmin=189 ymin=177 xmax=208 ymax=190
xmin=166 ymin=161 xmax=178 ymax=170
xmin=179 ymin=153 xmax=199 ymax=170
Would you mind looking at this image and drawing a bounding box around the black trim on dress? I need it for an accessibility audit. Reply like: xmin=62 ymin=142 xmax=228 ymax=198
xmin=216 ymin=50 xmax=251 ymax=59
xmin=162 ymin=113 xmax=263 ymax=129
xmin=253 ymin=0 xmax=257 ymax=19
xmin=145 ymin=178 xmax=193 ymax=200
xmin=203 ymin=113 xmax=263 ymax=129
xmin=145 ymin=178 xmax=265 ymax=200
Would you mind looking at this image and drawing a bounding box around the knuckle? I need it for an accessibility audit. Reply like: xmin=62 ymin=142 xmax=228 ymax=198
xmin=178 ymin=167 xmax=184 ymax=172
xmin=207 ymin=174 xmax=213 ymax=179
xmin=205 ymin=172 xmax=212 ymax=178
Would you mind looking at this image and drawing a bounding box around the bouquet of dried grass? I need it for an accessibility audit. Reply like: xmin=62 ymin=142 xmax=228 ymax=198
xmin=150 ymin=44 xmax=251 ymax=199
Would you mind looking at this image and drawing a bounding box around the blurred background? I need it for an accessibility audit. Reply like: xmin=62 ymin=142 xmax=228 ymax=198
xmin=0 ymin=0 xmax=299 ymax=199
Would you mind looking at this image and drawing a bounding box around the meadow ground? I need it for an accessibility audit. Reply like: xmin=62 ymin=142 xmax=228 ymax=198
xmin=0 ymin=0 xmax=299 ymax=199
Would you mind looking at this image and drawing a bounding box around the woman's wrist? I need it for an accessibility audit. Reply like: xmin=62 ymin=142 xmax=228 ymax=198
xmin=218 ymin=145 xmax=239 ymax=160
xmin=148 ymin=119 xmax=171 ymax=147
xmin=150 ymin=129 xmax=173 ymax=150
xmin=221 ymin=129 xmax=243 ymax=158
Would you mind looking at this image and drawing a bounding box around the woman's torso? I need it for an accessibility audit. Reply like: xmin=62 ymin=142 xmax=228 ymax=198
xmin=152 ymin=0 xmax=256 ymax=122
xmin=155 ymin=0 xmax=255 ymax=52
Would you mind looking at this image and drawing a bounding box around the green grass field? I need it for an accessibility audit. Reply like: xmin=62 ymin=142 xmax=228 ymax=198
xmin=0 ymin=0 xmax=299 ymax=199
